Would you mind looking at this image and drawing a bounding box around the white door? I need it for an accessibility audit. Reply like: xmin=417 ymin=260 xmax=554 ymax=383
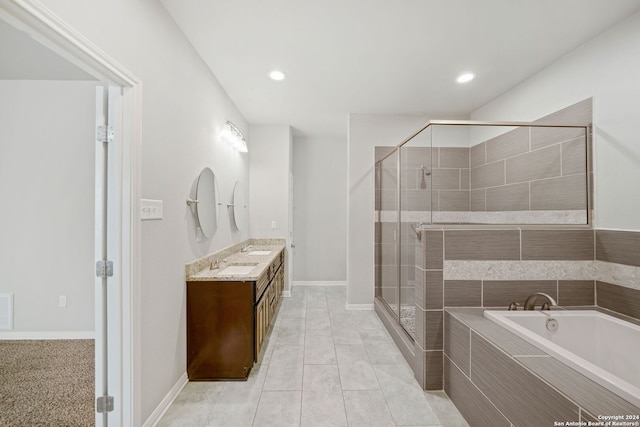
xmin=94 ymin=85 xmax=124 ymax=427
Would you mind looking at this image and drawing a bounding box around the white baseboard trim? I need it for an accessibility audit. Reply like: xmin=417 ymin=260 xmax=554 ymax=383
xmin=293 ymin=281 xmax=347 ymax=287
xmin=143 ymin=372 xmax=188 ymax=427
xmin=345 ymin=303 xmax=374 ymax=310
xmin=282 ymin=290 xmax=292 ymax=297
xmin=0 ymin=331 xmax=95 ymax=340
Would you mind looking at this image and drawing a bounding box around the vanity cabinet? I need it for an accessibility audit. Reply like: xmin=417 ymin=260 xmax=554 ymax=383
xmin=186 ymin=249 xmax=284 ymax=380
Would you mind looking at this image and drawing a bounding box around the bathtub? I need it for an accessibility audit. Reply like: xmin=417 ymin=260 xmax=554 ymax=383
xmin=484 ymin=310 xmax=640 ymax=407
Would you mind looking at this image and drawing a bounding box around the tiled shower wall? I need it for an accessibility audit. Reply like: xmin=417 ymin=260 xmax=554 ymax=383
xmin=412 ymin=227 xmax=640 ymax=390
xmin=375 ymin=97 xmax=592 ymax=217
xmin=470 ymin=98 xmax=592 ymax=212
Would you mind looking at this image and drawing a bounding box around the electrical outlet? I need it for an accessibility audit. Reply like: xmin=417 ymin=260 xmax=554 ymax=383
xmin=58 ymin=296 xmax=67 ymax=308
xmin=271 ymin=220 xmax=277 ymax=229
xmin=141 ymin=199 xmax=163 ymax=220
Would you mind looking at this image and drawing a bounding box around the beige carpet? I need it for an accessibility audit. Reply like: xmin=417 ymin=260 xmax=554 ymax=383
xmin=0 ymin=340 xmax=94 ymax=426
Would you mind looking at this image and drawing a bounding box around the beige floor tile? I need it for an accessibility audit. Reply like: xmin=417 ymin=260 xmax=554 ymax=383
xmin=253 ymin=390 xmax=302 ymax=427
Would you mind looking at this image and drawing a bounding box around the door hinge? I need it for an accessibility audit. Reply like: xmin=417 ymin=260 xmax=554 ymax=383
xmin=96 ymin=260 xmax=114 ymax=278
xmin=96 ymin=395 xmax=114 ymax=413
xmin=97 ymin=125 xmax=114 ymax=143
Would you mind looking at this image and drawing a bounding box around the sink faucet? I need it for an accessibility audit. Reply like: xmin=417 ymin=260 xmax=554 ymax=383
xmin=210 ymin=258 xmax=219 ymax=270
xmin=241 ymin=244 xmax=252 ymax=253
xmin=523 ymin=292 xmax=558 ymax=310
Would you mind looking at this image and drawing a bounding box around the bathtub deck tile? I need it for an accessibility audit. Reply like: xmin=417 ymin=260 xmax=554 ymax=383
xmin=470 ymin=332 xmax=579 ymax=426
xmin=445 ymin=308 xmax=546 ymax=357
xmin=516 ymin=355 xmax=640 ymax=416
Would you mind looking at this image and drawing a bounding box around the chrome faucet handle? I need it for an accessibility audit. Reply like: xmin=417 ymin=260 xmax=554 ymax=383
xmin=523 ymin=292 xmax=558 ymax=310
xmin=508 ymin=302 xmax=520 ymax=311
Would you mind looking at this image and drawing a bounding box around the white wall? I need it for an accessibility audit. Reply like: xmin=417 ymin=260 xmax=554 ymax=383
xmin=470 ymin=11 xmax=640 ymax=231
xmin=292 ymin=135 xmax=347 ymax=282
xmin=36 ymin=0 xmax=250 ymax=422
xmin=0 ymin=80 xmax=96 ymax=334
xmin=249 ymin=125 xmax=293 ymax=290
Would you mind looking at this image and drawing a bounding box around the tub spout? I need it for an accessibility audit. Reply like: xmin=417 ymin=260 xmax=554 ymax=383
xmin=523 ymin=292 xmax=558 ymax=310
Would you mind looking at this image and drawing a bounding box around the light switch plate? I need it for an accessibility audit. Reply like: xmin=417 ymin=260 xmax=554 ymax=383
xmin=141 ymin=199 xmax=163 ymax=220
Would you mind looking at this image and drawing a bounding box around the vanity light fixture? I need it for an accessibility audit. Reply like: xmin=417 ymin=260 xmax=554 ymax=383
xmin=220 ymin=121 xmax=248 ymax=153
xmin=456 ymin=73 xmax=475 ymax=83
xmin=268 ymin=70 xmax=287 ymax=81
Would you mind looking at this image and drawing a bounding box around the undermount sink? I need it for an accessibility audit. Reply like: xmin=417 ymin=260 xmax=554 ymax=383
xmin=247 ymin=250 xmax=272 ymax=256
xmin=217 ymin=265 xmax=256 ymax=276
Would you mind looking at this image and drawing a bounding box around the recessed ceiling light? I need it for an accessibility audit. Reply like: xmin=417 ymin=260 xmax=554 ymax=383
xmin=456 ymin=73 xmax=475 ymax=83
xmin=269 ymin=70 xmax=287 ymax=81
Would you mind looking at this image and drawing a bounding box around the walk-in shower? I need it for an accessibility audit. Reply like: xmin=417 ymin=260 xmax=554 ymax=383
xmin=374 ymin=118 xmax=591 ymax=339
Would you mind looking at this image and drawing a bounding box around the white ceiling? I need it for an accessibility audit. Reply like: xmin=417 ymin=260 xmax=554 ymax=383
xmin=163 ymin=0 xmax=640 ymax=139
xmin=0 ymin=19 xmax=96 ymax=81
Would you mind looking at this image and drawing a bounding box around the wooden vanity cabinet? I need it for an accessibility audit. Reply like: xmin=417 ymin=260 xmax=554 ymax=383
xmin=187 ymin=249 xmax=284 ymax=381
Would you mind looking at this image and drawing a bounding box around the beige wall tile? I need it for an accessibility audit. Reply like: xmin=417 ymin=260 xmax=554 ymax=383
xmin=482 ymin=280 xmax=557 ymax=307
xmin=531 ymin=127 xmax=586 ymax=150
xmin=521 ymin=230 xmax=594 ymax=260
xmin=506 ymin=145 xmax=561 ymax=184
xmin=404 ymin=146 xmax=435 ymax=169
xmin=460 ymin=169 xmax=470 ymax=190
xmin=597 ymin=281 xmax=640 ymax=320
xmin=486 ymin=183 xmax=529 ymax=211
xmin=444 ymin=280 xmax=482 ymax=307
xmin=486 ymin=127 xmax=529 ymax=163
xmin=530 ymin=174 xmax=587 ymax=210
xmin=439 ymin=191 xmax=470 ymax=211
xmin=444 ymin=356 xmax=511 ymax=427
xmin=444 ymin=312 xmax=470 ymax=376
xmin=470 ymin=189 xmax=486 ymax=211
xmin=424 ymin=230 xmax=444 ymax=269
xmin=426 ymin=311 xmax=443 ymax=350
xmin=558 ymin=280 xmax=595 ymax=306
xmin=439 ymin=147 xmax=469 ymax=168
xmin=595 ymin=229 xmax=640 ymax=267
xmin=562 ymin=138 xmax=587 ymax=176
xmin=471 ymin=161 xmax=505 ymax=190
xmin=470 ymin=142 xmax=486 ymax=168
xmin=444 ymin=230 xmax=520 ymax=261
xmin=470 ymin=333 xmax=579 ymax=425
xmin=432 ymin=168 xmax=460 ymax=190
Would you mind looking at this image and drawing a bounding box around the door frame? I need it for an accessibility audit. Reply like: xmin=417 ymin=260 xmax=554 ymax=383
xmin=0 ymin=0 xmax=142 ymax=425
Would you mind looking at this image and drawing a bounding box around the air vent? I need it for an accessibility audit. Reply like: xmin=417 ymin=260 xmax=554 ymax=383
xmin=0 ymin=293 xmax=14 ymax=330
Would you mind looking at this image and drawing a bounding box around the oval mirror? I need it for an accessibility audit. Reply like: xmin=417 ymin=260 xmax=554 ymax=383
xmin=231 ymin=181 xmax=246 ymax=231
xmin=195 ymin=167 xmax=219 ymax=238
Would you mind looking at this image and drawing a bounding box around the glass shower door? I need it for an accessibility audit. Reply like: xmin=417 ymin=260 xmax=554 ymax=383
xmin=375 ymin=148 xmax=399 ymax=318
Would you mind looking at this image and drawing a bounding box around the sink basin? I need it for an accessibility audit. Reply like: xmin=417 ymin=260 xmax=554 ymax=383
xmin=248 ymin=250 xmax=272 ymax=256
xmin=217 ymin=265 xmax=256 ymax=276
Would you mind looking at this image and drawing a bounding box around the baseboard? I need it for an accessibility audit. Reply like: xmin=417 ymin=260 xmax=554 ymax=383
xmin=345 ymin=303 xmax=374 ymax=310
xmin=282 ymin=290 xmax=292 ymax=297
xmin=143 ymin=372 xmax=188 ymax=427
xmin=293 ymin=281 xmax=347 ymax=286
xmin=0 ymin=331 xmax=95 ymax=340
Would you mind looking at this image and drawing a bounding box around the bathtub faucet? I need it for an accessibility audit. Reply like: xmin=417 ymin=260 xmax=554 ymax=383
xmin=523 ymin=292 xmax=558 ymax=311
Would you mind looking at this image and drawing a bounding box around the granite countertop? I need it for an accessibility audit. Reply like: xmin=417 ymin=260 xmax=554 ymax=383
xmin=186 ymin=240 xmax=285 ymax=282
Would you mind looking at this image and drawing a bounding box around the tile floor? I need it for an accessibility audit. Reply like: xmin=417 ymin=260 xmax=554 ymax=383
xmin=158 ymin=285 xmax=469 ymax=427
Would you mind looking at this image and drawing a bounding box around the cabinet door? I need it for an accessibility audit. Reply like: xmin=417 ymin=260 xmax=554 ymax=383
xmin=187 ymin=281 xmax=253 ymax=380
xmin=255 ymin=293 xmax=268 ymax=359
